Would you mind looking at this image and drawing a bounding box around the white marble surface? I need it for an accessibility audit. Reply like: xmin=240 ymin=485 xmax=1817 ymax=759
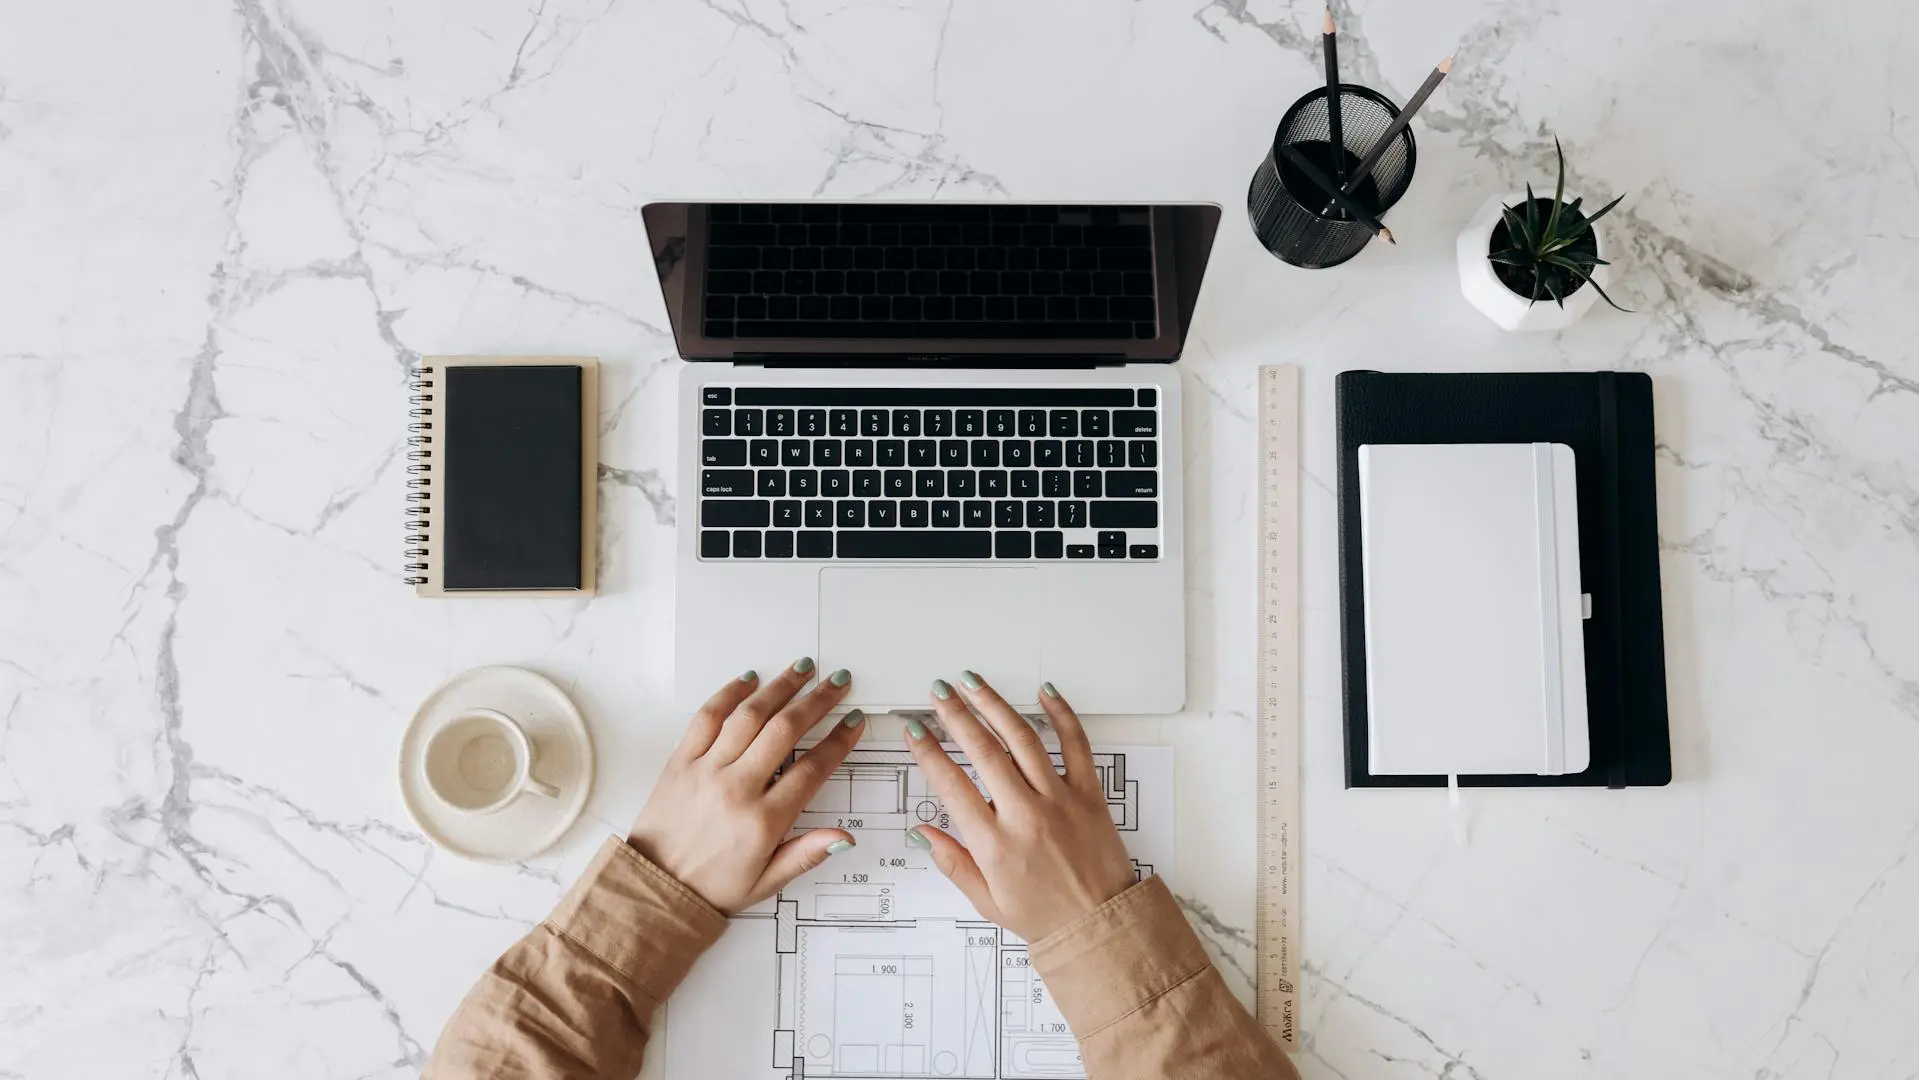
xmin=3 ymin=1 xmax=1917 ymax=1077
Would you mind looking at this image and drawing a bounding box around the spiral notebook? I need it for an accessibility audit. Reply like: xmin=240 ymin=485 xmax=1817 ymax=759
xmin=406 ymin=356 xmax=599 ymax=597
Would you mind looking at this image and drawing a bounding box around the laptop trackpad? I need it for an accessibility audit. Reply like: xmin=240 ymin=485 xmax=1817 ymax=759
xmin=819 ymin=567 xmax=1041 ymax=708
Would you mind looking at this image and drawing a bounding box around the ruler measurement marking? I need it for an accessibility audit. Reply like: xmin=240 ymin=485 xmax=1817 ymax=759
xmin=1255 ymin=365 xmax=1301 ymax=1051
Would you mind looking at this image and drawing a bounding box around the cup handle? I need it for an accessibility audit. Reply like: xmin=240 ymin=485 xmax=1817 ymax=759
xmin=523 ymin=774 xmax=561 ymax=800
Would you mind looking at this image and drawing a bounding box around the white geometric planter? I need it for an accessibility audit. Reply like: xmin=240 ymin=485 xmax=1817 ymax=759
xmin=1456 ymin=191 xmax=1609 ymax=333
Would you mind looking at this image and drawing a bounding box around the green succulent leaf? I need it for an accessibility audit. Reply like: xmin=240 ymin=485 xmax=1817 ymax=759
xmin=1544 ymin=138 xmax=1567 ymax=244
xmin=1581 ymin=191 xmax=1627 ymax=230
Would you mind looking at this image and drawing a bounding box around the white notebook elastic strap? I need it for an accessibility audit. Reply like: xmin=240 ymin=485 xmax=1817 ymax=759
xmin=1532 ymin=443 xmax=1567 ymax=775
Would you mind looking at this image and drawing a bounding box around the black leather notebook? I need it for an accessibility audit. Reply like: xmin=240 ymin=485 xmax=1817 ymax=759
xmin=1336 ymin=370 xmax=1672 ymax=788
xmin=405 ymin=357 xmax=599 ymax=596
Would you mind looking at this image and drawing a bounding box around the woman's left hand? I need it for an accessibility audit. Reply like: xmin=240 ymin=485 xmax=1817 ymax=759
xmin=627 ymin=659 xmax=866 ymax=913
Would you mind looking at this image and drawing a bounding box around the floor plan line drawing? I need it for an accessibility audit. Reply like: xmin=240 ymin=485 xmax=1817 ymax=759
xmin=666 ymin=744 xmax=1174 ymax=1080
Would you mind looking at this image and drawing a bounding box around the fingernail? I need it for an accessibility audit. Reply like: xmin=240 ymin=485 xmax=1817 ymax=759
xmin=830 ymin=668 xmax=851 ymax=687
xmin=930 ymin=679 xmax=952 ymax=700
xmin=905 ymin=827 xmax=931 ymax=850
xmin=739 ymin=669 xmax=758 ymax=682
xmin=959 ymin=670 xmax=983 ymax=690
xmin=905 ymin=717 xmax=928 ymax=740
xmin=841 ymin=709 xmax=865 ymax=729
xmin=793 ymin=656 xmax=815 ymax=674
xmin=827 ymin=839 xmax=855 ymax=855
xmin=1041 ymin=681 xmax=1059 ymax=699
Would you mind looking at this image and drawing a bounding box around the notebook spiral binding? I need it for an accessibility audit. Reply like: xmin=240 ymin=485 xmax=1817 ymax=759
xmin=404 ymin=365 xmax=434 ymax=585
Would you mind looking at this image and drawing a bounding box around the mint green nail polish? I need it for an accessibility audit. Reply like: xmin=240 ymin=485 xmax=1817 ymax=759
xmin=930 ymin=679 xmax=952 ymax=700
xmin=794 ymin=656 xmax=815 ymax=674
xmin=830 ymin=668 xmax=851 ymax=687
xmin=841 ymin=709 xmax=865 ymax=729
xmin=959 ymin=670 xmax=983 ymax=690
xmin=827 ymin=839 xmax=855 ymax=855
xmin=1041 ymin=681 xmax=1059 ymax=699
xmin=739 ymin=669 xmax=758 ymax=682
xmin=905 ymin=717 xmax=928 ymax=739
xmin=905 ymin=828 xmax=932 ymax=850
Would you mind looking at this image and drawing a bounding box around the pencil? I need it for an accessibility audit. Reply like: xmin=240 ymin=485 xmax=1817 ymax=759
xmin=1326 ymin=54 xmax=1454 ymax=213
xmin=1282 ymin=144 xmax=1394 ymax=243
xmin=1322 ymin=8 xmax=1346 ymax=185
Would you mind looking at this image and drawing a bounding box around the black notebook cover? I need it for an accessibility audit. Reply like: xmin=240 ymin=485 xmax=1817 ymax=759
xmin=442 ymin=365 xmax=584 ymax=590
xmin=1337 ymin=370 xmax=1672 ymax=789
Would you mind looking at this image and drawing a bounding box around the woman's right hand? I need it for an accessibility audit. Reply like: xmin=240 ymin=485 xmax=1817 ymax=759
xmin=903 ymin=672 xmax=1140 ymax=942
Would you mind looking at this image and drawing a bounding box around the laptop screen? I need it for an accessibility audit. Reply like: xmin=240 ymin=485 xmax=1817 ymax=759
xmin=643 ymin=202 xmax=1219 ymax=363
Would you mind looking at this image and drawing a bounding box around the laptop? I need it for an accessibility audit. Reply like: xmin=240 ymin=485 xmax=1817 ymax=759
xmin=644 ymin=202 xmax=1221 ymax=715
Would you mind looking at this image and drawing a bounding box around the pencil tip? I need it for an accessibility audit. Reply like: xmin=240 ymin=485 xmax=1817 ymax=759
xmin=1324 ymin=8 xmax=1335 ymax=33
xmin=1381 ymin=228 xmax=1396 ymax=243
xmin=1438 ymin=54 xmax=1455 ymax=73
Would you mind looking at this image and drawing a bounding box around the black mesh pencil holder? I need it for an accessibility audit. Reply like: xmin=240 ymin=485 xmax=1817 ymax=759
xmin=1248 ymin=85 xmax=1417 ymax=269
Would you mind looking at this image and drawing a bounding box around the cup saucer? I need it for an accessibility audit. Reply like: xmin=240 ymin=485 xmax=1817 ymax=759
xmin=399 ymin=665 xmax=595 ymax=863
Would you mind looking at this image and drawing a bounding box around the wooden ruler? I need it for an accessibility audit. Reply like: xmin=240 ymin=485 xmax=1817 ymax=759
xmin=1255 ymin=365 xmax=1302 ymax=1051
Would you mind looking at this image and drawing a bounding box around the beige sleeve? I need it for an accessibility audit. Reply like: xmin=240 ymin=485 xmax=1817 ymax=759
xmin=422 ymin=836 xmax=728 ymax=1080
xmin=1029 ymin=876 xmax=1301 ymax=1080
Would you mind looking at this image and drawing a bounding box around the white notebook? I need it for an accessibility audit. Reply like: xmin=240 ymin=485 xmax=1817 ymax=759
xmin=1359 ymin=443 xmax=1589 ymax=776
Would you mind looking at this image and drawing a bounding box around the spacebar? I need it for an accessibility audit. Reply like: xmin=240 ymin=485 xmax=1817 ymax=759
xmin=836 ymin=531 xmax=994 ymax=558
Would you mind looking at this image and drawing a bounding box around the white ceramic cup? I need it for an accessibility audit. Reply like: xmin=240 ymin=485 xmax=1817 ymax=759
xmin=423 ymin=708 xmax=561 ymax=813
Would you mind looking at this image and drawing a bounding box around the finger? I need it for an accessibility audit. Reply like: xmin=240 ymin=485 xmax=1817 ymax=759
xmin=768 ymin=708 xmax=866 ymax=815
xmin=741 ymin=668 xmax=854 ymax=778
xmin=955 ymin=671 xmax=1060 ymax=791
xmin=745 ymin=828 xmax=855 ymax=907
xmin=675 ymin=668 xmax=761 ymax=762
xmin=911 ymin=825 xmax=1002 ymax=924
xmin=903 ymin=713 xmax=994 ymax=836
xmin=708 ymin=657 xmax=815 ymax=765
xmin=928 ymin=679 xmax=1031 ymax=803
xmin=1036 ymin=681 xmax=1098 ymax=792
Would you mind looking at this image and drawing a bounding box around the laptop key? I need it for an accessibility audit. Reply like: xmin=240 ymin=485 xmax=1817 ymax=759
xmin=830 ymin=409 xmax=858 ymax=436
xmin=814 ymin=440 xmax=842 ymax=467
xmin=702 ymin=470 xmax=755 ymax=497
xmin=1067 ymin=543 xmax=1096 ymax=559
xmin=798 ymin=531 xmax=834 ymax=558
xmin=799 ymin=409 xmax=827 ymax=436
xmin=1042 ymin=470 xmax=1069 ymax=498
xmin=1097 ymin=440 xmax=1125 ymax=468
xmin=932 ymin=501 xmax=961 ymax=527
xmin=1112 ymin=410 xmax=1157 ymax=437
xmin=701 ymin=530 xmax=729 ymax=558
xmin=1036 ymin=440 xmax=1062 ymax=467
xmin=970 ymin=441 xmax=1000 ymax=468
xmin=702 ymin=500 xmax=770 ymax=528
xmin=1067 ymin=439 xmax=1094 ymax=467
xmin=822 ymin=470 xmax=849 ymax=498
xmin=1049 ymin=410 xmax=1078 ymax=437
xmin=909 ymin=440 xmax=937 ymax=467
xmin=925 ymin=409 xmax=953 ymax=436
xmin=995 ymin=531 xmax=1033 ymax=559
xmin=1130 ymin=544 xmax=1159 ymax=559
xmin=963 ymin=500 xmax=991 ymax=528
xmin=703 ymin=439 xmax=747 ymax=466
xmin=790 ymin=470 xmax=818 ymax=497
xmin=768 ymin=409 xmax=795 ymax=436
xmin=884 ymin=470 xmax=913 ymax=497
xmin=957 ymin=409 xmax=985 ymax=436
xmin=988 ymin=410 xmax=1015 ymax=437
xmin=703 ymin=387 xmax=732 ymax=406
xmin=1072 ymin=471 xmax=1102 ymax=498
xmin=880 ymin=440 xmax=906 ymax=467
xmin=733 ymin=530 xmax=763 ymax=558
xmin=1004 ymin=440 xmax=1031 ymax=468
xmin=948 ymin=470 xmax=976 ymax=497
xmin=1060 ymin=500 xmax=1087 ymax=528
xmin=735 ymin=408 xmax=764 ymax=436
xmin=1129 ymin=440 xmax=1157 ymax=467
xmin=774 ymin=500 xmax=801 ymax=527
xmin=854 ymin=470 xmax=881 ymax=497
xmin=869 ymin=500 xmax=898 ymax=527
xmin=940 ymin=440 xmax=968 ymax=467
xmin=917 ymin=471 xmax=944 ymax=497
xmin=1098 ymin=531 xmax=1126 ymax=559
xmin=838 ymin=501 xmax=865 ymax=528
xmin=846 ymin=439 xmax=874 ymax=466
xmin=980 ymin=470 xmax=1008 ymax=497
xmin=1012 ymin=471 xmax=1039 ymax=498
xmin=837 ymin=531 xmax=992 ymax=559
xmin=765 ymin=530 xmax=794 ymax=558
xmin=995 ymin=501 xmax=1023 ymax=528
xmin=782 ymin=440 xmax=809 ymax=466
xmin=1091 ymin=501 xmax=1157 ymax=528
xmin=1018 ymin=410 xmax=1046 ymax=437
xmin=1036 ymin=531 xmax=1064 ymax=559
xmin=1027 ymin=501 xmax=1056 ymax=528
xmin=1105 ymin=471 xmax=1157 ymax=498
xmin=901 ymin=500 xmax=929 ymax=528
xmin=892 ymin=410 xmax=921 ymax=436
xmin=861 ymin=409 xmax=888 ymax=436
xmin=805 ymin=501 xmax=834 ymax=528
xmin=703 ymin=410 xmax=731 ymax=436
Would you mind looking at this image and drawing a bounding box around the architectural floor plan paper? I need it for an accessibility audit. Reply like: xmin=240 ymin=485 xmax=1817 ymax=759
xmin=666 ymin=744 xmax=1174 ymax=1080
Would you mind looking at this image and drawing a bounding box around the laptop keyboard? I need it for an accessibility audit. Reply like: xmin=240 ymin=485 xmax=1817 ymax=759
xmin=698 ymin=386 xmax=1163 ymax=561
xmin=701 ymin=204 xmax=1158 ymax=341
